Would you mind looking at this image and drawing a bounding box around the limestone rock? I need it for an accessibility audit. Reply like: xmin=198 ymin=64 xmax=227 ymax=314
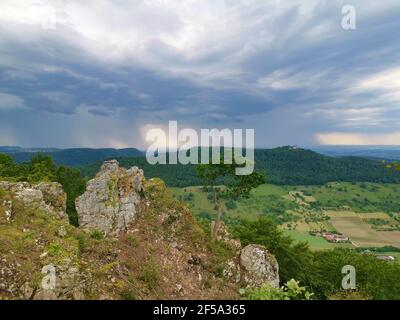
xmin=35 ymin=182 xmax=67 ymax=219
xmin=240 ymin=244 xmax=279 ymax=288
xmin=32 ymin=261 xmax=89 ymax=300
xmin=75 ymin=160 xmax=145 ymax=235
xmin=223 ymin=258 xmax=241 ymax=283
xmin=58 ymin=225 xmax=67 ymax=238
xmin=0 ymin=200 xmax=12 ymax=223
xmin=0 ymin=181 xmax=67 ymax=221
xmin=218 ymin=222 xmax=279 ymax=288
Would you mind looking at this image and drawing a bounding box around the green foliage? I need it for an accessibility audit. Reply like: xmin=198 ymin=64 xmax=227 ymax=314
xmin=56 ymin=166 xmax=86 ymax=226
xmin=121 ymin=275 xmax=138 ymax=300
xmin=233 ymin=217 xmax=400 ymax=299
xmin=312 ymin=248 xmax=400 ymax=300
xmin=303 ymin=182 xmax=400 ymax=214
xmin=47 ymin=243 xmax=62 ymax=256
xmin=225 ymin=199 xmax=237 ymax=210
xmin=27 ymin=154 xmax=57 ymax=182
xmin=8 ymin=148 xmax=143 ymax=166
xmin=0 ymin=153 xmax=17 ymax=178
xmin=75 ymin=234 xmax=89 ymax=255
xmin=185 ymin=192 xmax=194 ymax=201
xmin=355 ymin=246 xmax=400 ymax=253
xmin=244 ymin=279 xmax=313 ymax=300
xmin=328 ymin=290 xmax=370 ymax=300
xmin=196 ymin=158 xmax=265 ymax=199
xmin=232 ymin=217 xmax=315 ymax=287
xmin=140 ymin=262 xmax=160 ymax=290
xmin=80 ymin=147 xmax=400 ymax=187
xmin=121 ymin=286 xmax=138 ymax=300
xmin=207 ymin=241 xmax=236 ymax=277
xmin=90 ymin=229 xmax=105 ymax=240
xmin=127 ymin=235 xmax=140 ymax=247
xmin=196 ymin=155 xmax=265 ymax=240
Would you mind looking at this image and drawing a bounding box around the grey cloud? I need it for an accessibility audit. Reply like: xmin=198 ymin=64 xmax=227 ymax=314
xmin=0 ymin=0 xmax=399 ymax=147
xmin=86 ymin=105 xmax=118 ymax=117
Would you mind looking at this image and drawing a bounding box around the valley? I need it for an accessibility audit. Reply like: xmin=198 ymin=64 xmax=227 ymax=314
xmin=172 ymin=182 xmax=400 ymax=255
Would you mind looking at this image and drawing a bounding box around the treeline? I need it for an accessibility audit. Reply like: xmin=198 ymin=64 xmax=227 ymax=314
xmin=79 ymin=147 xmax=400 ymax=187
xmin=5 ymin=148 xmax=144 ymax=166
xmin=0 ymin=153 xmax=86 ymax=226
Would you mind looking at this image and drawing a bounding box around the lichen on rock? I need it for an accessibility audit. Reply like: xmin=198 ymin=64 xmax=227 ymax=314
xmin=75 ymin=160 xmax=145 ymax=235
xmin=240 ymin=244 xmax=279 ymax=288
xmin=0 ymin=181 xmax=67 ymax=221
xmin=216 ymin=221 xmax=279 ymax=289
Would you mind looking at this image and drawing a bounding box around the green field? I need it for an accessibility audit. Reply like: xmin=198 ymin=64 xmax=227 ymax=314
xmin=282 ymin=230 xmax=353 ymax=250
xmin=172 ymin=182 xmax=400 ymax=253
xmin=300 ymin=182 xmax=400 ymax=213
xmin=172 ymin=184 xmax=297 ymax=222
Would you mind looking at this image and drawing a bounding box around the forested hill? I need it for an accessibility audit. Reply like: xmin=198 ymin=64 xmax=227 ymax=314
xmin=3 ymin=148 xmax=144 ymax=166
xmin=79 ymin=147 xmax=400 ymax=187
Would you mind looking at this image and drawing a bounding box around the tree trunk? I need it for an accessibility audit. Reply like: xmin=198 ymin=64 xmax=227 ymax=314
xmin=211 ymin=188 xmax=222 ymax=242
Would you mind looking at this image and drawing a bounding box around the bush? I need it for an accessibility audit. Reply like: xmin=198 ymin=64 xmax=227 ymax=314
xmin=140 ymin=262 xmax=160 ymax=290
xmin=225 ymin=199 xmax=237 ymax=210
xmin=90 ymin=229 xmax=105 ymax=240
xmin=127 ymin=235 xmax=139 ymax=247
xmin=244 ymin=279 xmax=313 ymax=300
xmin=121 ymin=287 xmax=137 ymax=300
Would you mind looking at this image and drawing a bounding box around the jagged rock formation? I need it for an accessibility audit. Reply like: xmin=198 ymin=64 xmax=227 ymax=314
xmin=75 ymin=160 xmax=145 ymax=235
xmin=0 ymin=181 xmax=67 ymax=221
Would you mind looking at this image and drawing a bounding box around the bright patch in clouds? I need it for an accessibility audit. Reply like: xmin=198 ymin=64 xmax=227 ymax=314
xmin=316 ymin=132 xmax=400 ymax=146
xmin=357 ymin=68 xmax=400 ymax=102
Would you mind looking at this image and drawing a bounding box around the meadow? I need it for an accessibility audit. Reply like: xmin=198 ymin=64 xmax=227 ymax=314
xmin=172 ymin=182 xmax=400 ymax=253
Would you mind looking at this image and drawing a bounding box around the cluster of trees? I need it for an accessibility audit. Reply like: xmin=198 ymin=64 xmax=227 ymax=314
xmin=0 ymin=153 xmax=86 ymax=226
xmin=79 ymin=147 xmax=400 ymax=187
xmin=231 ymin=217 xmax=400 ymax=299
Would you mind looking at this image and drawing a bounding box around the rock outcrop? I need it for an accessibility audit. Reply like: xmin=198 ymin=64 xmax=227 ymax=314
xmin=0 ymin=181 xmax=67 ymax=221
xmin=240 ymin=244 xmax=279 ymax=288
xmin=220 ymin=222 xmax=279 ymax=289
xmin=1 ymin=161 xmax=280 ymax=300
xmin=75 ymin=160 xmax=145 ymax=235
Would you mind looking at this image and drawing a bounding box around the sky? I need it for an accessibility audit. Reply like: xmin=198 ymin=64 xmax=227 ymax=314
xmin=0 ymin=0 xmax=399 ymax=149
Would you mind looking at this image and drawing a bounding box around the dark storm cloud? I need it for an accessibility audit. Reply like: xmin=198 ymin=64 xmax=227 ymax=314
xmin=0 ymin=0 xmax=399 ymax=147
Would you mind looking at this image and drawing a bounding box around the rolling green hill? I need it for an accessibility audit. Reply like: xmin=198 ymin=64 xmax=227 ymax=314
xmin=79 ymin=147 xmax=400 ymax=187
xmin=6 ymin=148 xmax=144 ymax=166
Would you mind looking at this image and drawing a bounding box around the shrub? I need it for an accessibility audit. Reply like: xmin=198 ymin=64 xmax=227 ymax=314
xmin=140 ymin=262 xmax=160 ymax=290
xmin=90 ymin=229 xmax=105 ymax=240
xmin=127 ymin=235 xmax=139 ymax=247
xmin=225 ymin=199 xmax=237 ymax=210
xmin=244 ymin=279 xmax=313 ymax=300
xmin=47 ymin=243 xmax=62 ymax=256
xmin=121 ymin=287 xmax=137 ymax=300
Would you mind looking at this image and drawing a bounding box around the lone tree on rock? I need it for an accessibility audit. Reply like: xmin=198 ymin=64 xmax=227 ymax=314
xmin=197 ymin=155 xmax=265 ymax=241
